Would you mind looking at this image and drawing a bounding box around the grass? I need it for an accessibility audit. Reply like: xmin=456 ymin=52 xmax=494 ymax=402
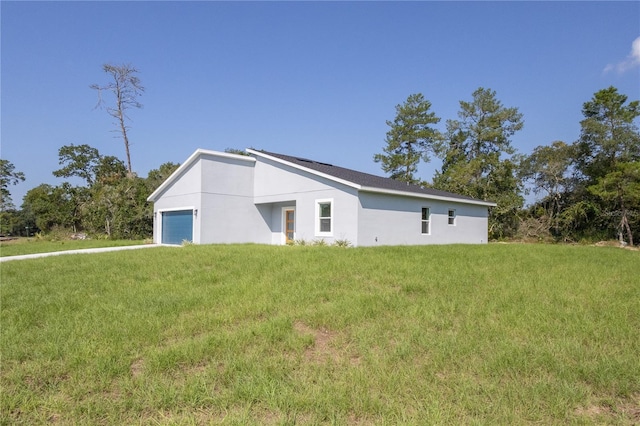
xmin=1 ymin=244 xmax=638 ymax=424
xmin=0 ymin=238 xmax=146 ymax=257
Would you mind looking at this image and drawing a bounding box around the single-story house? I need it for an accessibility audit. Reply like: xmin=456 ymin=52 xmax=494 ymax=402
xmin=147 ymin=149 xmax=496 ymax=246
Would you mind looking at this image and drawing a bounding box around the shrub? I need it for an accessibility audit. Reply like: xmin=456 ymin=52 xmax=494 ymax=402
xmin=333 ymin=239 xmax=352 ymax=248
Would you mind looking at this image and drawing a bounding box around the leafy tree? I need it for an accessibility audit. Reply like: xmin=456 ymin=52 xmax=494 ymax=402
xmin=94 ymin=156 xmax=127 ymax=185
xmin=520 ymin=141 xmax=575 ymax=233
xmin=574 ymin=86 xmax=640 ymax=183
xmin=0 ymin=208 xmax=17 ymax=235
xmin=146 ymin=162 xmax=180 ymax=192
xmin=484 ymin=157 xmax=525 ymax=238
xmin=82 ymin=176 xmax=152 ymax=239
xmin=0 ymin=159 xmax=26 ymax=211
xmin=53 ymin=144 xmax=101 ymax=186
xmin=570 ymin=87 xmax=640 ymax=244
xmin=53 ymin=143 xmax=127 ymax=186
xmin=91 ymin=63 xmax=144 ymax=175
xmin=374 ymin=93 xmax=441 ymax=184
xmin=433 ymin=88 xmax=524 ymax=238
xmin=0 ymin=207 xmax=37 ymax=236
xmin=17 ymin=141 xmax=178 ymax=240
xmin=435 ymin=87 xmax=523 ymax=190
xmin=588 ymin=162 xmax=640 ymax=245
xmin=22 ymin=184 xmax=79 ymax=232
xmin=26 ymin=144 xmax=135 ymax=237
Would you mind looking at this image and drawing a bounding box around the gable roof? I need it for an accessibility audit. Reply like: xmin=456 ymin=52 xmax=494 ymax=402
xmin=147 ymin=149 xmax=255 ymax=202
xmin=247 ymin=149 xmax=496 ymax=207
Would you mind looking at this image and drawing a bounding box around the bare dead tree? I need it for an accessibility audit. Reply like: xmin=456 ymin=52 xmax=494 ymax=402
xmin=91 ymin=64 xmax=144 ymax=175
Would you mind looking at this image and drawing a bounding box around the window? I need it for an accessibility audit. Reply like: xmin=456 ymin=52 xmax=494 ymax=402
xmin=448 ymin=209 xmax=456 ymax=225
xmin=421 ymin=207 xmax=430 ymax=234
xmin=316 ymin=199 xmax=333 ymax=235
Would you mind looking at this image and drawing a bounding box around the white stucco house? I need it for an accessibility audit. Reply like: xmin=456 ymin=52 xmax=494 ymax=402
xmin=147 ymin=149 xmax=496 ymax=246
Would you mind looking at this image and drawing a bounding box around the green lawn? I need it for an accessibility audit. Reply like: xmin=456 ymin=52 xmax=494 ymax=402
xmin=0 ymin=238 xmax=146 ymax=257
xmin=1 ymin=244 xmax=638 ymax=424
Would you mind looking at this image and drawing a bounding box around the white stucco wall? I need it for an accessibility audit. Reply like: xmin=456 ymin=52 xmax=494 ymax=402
xmin=152 ymin=149 xmax=491 ymax=247
xmin=198 ymin=154 xmax=271 ymax=244
xmin=152 ymin=152 xmax=271 ymax=244
xmin=253 ymin=157 xmax=360 ymax=245
xmin=151 ymin=160 xmax=202 ymax=244
xmin=357 ymin=191 xmax=489 ymax=246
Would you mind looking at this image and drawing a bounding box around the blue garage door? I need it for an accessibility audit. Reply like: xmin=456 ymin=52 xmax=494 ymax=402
xmin=162 ymin=210 xmax=193 ymax=244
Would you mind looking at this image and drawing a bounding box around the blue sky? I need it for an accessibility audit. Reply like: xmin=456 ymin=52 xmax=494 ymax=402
xmin=2 ymin=1 xmax=639 ymax=206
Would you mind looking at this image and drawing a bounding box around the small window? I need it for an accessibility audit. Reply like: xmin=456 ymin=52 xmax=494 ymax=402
xmin=316 ymin=199 xmax=333 ymax=235
xmin=421 ymin=207 xmax=430 ymax=234
xmin=448 ymin=209 xmax=456 ymax=226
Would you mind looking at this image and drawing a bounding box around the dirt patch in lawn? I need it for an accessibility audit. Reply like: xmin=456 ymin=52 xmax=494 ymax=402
xmin=130 ymin=358 xmax=144 ymax=378
xmin=574 ymin=394 xmax=640 ymax=423
xmin=294 ymin=321 xmax=338 ymax=364
xmin=293 ymin=321 xmax=362 ymax=366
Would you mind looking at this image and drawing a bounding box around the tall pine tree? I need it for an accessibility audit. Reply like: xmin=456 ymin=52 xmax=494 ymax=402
xmin=433 ymin=88 xmax=524 ymax=238
xmin=374 ymin=93 xmax=440 ymax=184
xmin=575 ymin=86 xmax=640 ymax=244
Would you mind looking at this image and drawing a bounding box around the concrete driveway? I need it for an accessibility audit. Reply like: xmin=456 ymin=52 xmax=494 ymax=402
xmin=0 ymin=244 xmax=173 ymax=263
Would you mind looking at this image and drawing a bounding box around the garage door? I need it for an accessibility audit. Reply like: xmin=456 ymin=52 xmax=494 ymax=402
xmin=161 ymin=210 xmax=193 ymax=244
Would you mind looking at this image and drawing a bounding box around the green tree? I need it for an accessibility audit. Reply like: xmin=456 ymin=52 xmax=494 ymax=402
xmin=18 ymin=141 xmax=173 ymax=240
xmin=91 ymin=63 xmax=144 ymax=175
xmin=0 ymin=159 xmax=26 ymax=211
xmin=22 ymin=184 xmax=79 ymax=232
xmin=27 ymin=144 xmax=132 ymax=237
xmin=570 ymin=87 xmax=640 ymax=243
xmin=53 ymin=144 xmax=101 ymax=186
xmin=82 ymin=176 xmax=152 ymax=239
xmin=94 ymin=156 xmax=127 ymax=185
xmin=53 ymin=143 xmax=127 ymax=186
xmin=374 ymin=93 xmax=441 ymax=184
xmin=520 ymin=141 xmax=575 ymax=234
xmin=433 ymin=88 xmax=525 ymax=238
xmin=588 ymin=162 xmax=640 ymax=245
xmin=146 ymin=162 xmax=180 ymax=192
xmin=0 ymin=207 xmax=37 ymax=237
xmin=574 ymin=86 xmax=640 ymax=183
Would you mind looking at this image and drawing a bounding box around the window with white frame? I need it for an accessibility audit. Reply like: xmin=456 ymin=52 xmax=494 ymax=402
xmin=316 ymin=199 xmax=333 ymax=236
xmin=448 ymin=209 xmax=456 ymax=225
xmin=421 ymin=207 xmax=430 ymax=234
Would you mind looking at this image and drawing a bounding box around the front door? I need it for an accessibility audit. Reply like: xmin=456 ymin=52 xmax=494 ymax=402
xmin=284 ymin=209 xmax=295 ymax=244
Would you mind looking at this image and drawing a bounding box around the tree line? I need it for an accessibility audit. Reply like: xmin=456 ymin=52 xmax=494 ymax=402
xmin=1 ymin=64 xmax=638 ymax=244
xmin=0 ymin=63 xmax=178 ymax=239
xmin=1 ymin=144 xmax=178 ymax=239
xmin=375 ymin=86 xmax=639 ymax=244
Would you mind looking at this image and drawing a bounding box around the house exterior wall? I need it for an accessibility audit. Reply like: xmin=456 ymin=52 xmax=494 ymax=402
xmin=265 ymin=202 xmax=295 ymax=245
xmin=151 ymin=149 xmax=492 ymax=247
xmin=253 ymin=157 xmax=360 ymax=244
xmin=151 ymin=160 xmax=202 ymax=244
xmin=152 ymin=153 xmax=271 ymax=244
xmin=198 ymin=154 xmax=271 ymax=244
xmin=357 ymin=191 xmax=489 ymax=246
